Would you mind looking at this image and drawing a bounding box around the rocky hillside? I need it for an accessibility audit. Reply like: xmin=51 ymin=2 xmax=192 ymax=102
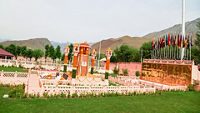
xmin=91 ymin=36 xmax=149 ymax=53
xmin=143 ymin=18 xmax=200 ymax=39
xmin=0 ymin=38 xmax=51 ymax=51
xmin=92 ymin=17 xmax=200 ymax=52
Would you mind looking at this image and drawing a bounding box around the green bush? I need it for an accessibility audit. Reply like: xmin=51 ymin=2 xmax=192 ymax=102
xmin=105 ymin=72 xmax=109 ymax=79
xmin=90 ymin=67 xmax=94 ymax=74
xmin=8 ymin=85 xmax=25 ymax=98
xmin=135 ymin=71 xmax=140 ymax=77
xmin=113 ymin=66 xmax=119 ymax=75
xmin=188 ymin=84 xmax=195 ymax=91
xmin=122 ymin=69 xmax=128 ymax=76
xmin=72 ymin=69 xmax=76 ymax=78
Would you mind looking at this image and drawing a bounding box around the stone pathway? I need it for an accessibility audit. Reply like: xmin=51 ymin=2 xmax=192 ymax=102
xmin=26 ymin=73 xmax=41 ymax=95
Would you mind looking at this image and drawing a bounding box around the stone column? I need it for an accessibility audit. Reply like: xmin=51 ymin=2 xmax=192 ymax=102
xmin=91 ymin=49 xmax=96 ymax=74
xmin=72 ymin=43 xmax=79 ymax=78
xmin=63 ymin=46 xmax=69 ymax=72
xmin=105 ymin=48 xmax=112 ymax=79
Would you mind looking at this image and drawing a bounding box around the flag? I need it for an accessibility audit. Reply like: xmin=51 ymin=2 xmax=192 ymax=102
xmin=165 ymin=34 xmax=168 ymax=46
xmin=162 ymin=37 xmax=165 ymax=48
xmin=168 ymin=33 xmax=171 ymax=46
xmin=159 ymin=38 xmax=162 ymax=49
xmin=184 ymin=35 xmax=189 ymax=48
xmin=171 ymin=34 xmax=175 ymax=46
xmin=181 ymin=34 xmax=184 ymax=48
xmin=175 ymin=34 xmax=178 ymax=46
xmin=188 ymin=34 xmax=193 ymax=48
xmin=152 ymin=38 xmax=155 ymax=49
xmin=178 ymin=34 xmax=182 ymax=48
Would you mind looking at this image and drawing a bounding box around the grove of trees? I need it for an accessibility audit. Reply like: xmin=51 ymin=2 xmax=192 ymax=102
xmin=0 ymin=44 xmax=63 ymax=62
xmin=192 ymin=21 xmax=200 ymax=64
xmin=110 ymin=45 xmax=141 ymax=62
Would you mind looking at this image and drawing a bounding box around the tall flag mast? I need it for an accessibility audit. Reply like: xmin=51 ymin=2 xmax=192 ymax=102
xmin=181 ymin=0 xmax=186 ymax=60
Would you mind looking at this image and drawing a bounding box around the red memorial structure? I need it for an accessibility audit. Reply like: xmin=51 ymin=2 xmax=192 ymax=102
xmin=141 ymin=33 xmax=193 ymax=86
xmin=141 ymin=59 xmax=192 ymax=86
xmin=77 ymin=42 xmax=90 ymax=76
xmin=71 ymin=42 xmax=90 ymax=78
xmin=63 ymin=46 xmax=70 ymax=72
xmin=105 ymin=48 xmax=112 ymax=79
xmin=91 ymin=49 xmax=96 ymax=74
xmin=72 ymin=43 xmax=79 ymax=78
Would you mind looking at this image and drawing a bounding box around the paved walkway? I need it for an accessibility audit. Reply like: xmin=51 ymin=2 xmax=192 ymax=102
xmin=26 ymin=73 xmax=41 ymax=95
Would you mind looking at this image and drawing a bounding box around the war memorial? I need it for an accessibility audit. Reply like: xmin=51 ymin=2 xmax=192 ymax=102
xmin=0 ymin=0 xmax=200 ymax=113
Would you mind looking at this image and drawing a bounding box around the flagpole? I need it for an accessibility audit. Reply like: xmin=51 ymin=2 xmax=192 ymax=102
xmin=97 ymin=40 xmax=101 ymax=70
xmin=190 ymin=34 xmax=192 ymax=60
xmin=181 ymin=0 xmax=186 ymax=61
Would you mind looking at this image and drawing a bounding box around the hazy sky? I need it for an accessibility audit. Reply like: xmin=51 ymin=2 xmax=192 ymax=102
xmin=0 ymin=0 xmax=199 ymax=43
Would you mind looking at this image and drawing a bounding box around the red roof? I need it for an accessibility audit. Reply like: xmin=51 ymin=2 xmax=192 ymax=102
xmin=0 ymin=48 xmax=14 ymax=57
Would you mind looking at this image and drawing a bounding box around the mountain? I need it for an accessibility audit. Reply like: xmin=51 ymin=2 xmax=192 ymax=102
xmin=91 ymin=17 xmax=200 ymax=52
xmin=51 ymin=41 xmax=69 ymax=53
xmin=0 ymin=38 xmax=51 ymax=51
xmin=91 ymin=36 xmax=147 ymax=53
xmin=143 ymin=18 xmax=200 ymax=39
xmin=51 ymin=41 xmax=94 ymax=53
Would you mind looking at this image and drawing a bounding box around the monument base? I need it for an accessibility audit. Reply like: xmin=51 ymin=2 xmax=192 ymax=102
xmin=141 ymin=59 xmax=193 ymax=86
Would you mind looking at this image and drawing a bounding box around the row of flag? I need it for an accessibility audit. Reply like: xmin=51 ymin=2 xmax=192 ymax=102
xmin=152 ymin=33 xmax=193 ymax=50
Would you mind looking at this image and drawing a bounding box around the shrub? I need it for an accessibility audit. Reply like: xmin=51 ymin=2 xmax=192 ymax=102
xmin=188 ymin=84 xmax=195 ymax=91
xmin=135 ymin=71 xmax=140 ymax=77
xmin=113 ymin=66 xmax=119 ymax=75
xmin=43 ymin=92 xmax=48 ymax=98
xmin=72 ymin=69 xmax=76 ymax=78
xmin=122 ymin=69 xmax=128 ymax=76
xmin=90 ymin=67 xmax=94 ymax=74
xmin=105 ymin=72 xmax=109 ymax=79
xmin=60 ymin=92 xmax=66 ymax=98
xmin=8 ymin=85 xmax=24 ymax=98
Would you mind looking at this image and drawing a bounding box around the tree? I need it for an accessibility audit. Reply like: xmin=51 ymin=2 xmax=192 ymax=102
xmin=192 ymin=21 xmax=200 ymax=64
xmin=5 ymin=44 xmax=17 ymax=56
xmin=113 ymin=45 xmax=140 ymax=62
xmin=45 ymin=45 xmax=50 ymax=61
xmin=33 ymin=49 xmax=44 ymax=61
xmin=16 ymin=46 xmax=22 ymax=58
xmin=26 ymin=49 xmax=33 ymax=60
xmin=21 ymin=46 xmax=27 ymax=58
xmin=68 ymin=43 xmax=73 ymax=62
xmin=110 ymin=54 xmax=117 ymax=62
xmin=49 ymin=45 xmax=56 ymax=62
xmin=140 ymin=42 xmax=152 ymax=59
xmin=55 ymin=45 xmax=61 ymax=60
xmin=96 ymin=53 xmax=105 ymax=61
xmin=0 ymin=45 xmax=4 ymax=49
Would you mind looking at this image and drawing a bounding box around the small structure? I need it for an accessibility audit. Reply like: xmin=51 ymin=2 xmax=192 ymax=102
xmin=63 ymin=46 xmax=70 ymax=72
xmin=105 ymin=48 xmax=112 ymax=79
xmin=0 ymin=48 xmax=15 ymax=59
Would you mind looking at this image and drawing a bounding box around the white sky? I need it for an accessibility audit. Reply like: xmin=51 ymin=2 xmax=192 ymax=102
xmin=0 ymin=0 xmax=199 ymax=43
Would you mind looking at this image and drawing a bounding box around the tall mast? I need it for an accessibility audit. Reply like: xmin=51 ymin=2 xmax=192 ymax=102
xmin=181 ymin=0 xmax=186 ymax=60
xmin=97 ymin=41 xmax=101 ymax=69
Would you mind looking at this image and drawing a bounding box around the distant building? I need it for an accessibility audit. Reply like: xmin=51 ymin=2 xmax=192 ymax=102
xmin=0 ymin=48 xmax=15 ymax=59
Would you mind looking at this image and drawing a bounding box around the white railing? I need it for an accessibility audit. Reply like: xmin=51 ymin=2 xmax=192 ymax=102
xmin=39 ymin=77 xmax=109 ymax=86
xmin=138 ymin=79 xmax=187 ymax=91
xmin=0 ymin=71 xmax=29 ymax=85
xmin=40 ymin=85 xmax=156 ymax=95
xmin=109 ymin=76 xmax=187 ymax=91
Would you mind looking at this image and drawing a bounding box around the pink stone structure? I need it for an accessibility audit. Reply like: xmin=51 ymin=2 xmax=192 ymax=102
xmin=108 ymin=62 xmax=142 ymax=76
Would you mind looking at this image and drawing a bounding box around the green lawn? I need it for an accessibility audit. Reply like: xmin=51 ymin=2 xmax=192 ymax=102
xmin=0 ymin=66 xmax=28 ymax=72
xmin=0 ymin=86 xmax=200 ymax=113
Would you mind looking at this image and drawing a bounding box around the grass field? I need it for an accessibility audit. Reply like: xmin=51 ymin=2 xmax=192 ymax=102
xmin=0 ymin=66 xmax=28 ymax=72
xmin=0 ymin=85 xmax=200 ymax=113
